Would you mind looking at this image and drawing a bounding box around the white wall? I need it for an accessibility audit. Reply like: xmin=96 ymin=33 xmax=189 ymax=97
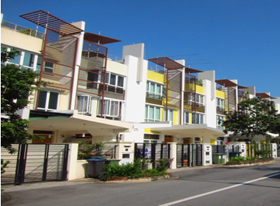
xmin=204 ymin=79 xmax=217 ymax=128
xmin=70 ymin=21 xmax=85 ymax=110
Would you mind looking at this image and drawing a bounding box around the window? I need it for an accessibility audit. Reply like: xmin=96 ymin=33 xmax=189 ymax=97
xmin=22 ymin=52 xmax=34 ymax=68
xmin=144 ymin=134 xmax=160 ymax=140
xmin=217 ymin=115 xmax=224 ymax=130
xmin=38 ymin=90 xmax=59 ymax=111
xmin=99 ymin=99 xmax=122 ymax=117
xmin=44 ymin=62 xmax=54 ymax=73
xmin=77 ymin=95 xmax=93 ymax=115
xmin=8 ymin=52 xmax=20 ymax=65
xmin=163 ymin=109 xmax=174 ymax=124
xmin=106 ymin=73 xmax=124 ymax=88
xmin=184 ymin=111 xmax=189 ymax=124
xmin=118 ymin=76 xmax=124 ymax=87
xmin=217 ymin=98 xmax=225 ymax=108
xmin=145 ymin=105 xmax=160 ymax=122
xmin=110 ymin=74 xmax=116 ymax=85
xmin=146 ymin=81 xmax=163 ymax=99
xmin=36 ymin=56 xmax=42 ymax=73
xmin=192 ymin=113 xmax=204 ymax=124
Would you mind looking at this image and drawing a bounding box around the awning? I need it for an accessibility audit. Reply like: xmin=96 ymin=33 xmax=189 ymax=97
xmin=150 ymin=124 xmax=225 ymax=136
xmin=216 ymin=79 xmax=248 ymax=89
xmin=149 ymin=57 xmax=202 ymax=73
xmin=256 ymin=93 xmax=277 ymax=99
xmin=84 ymin=32 xmax=121 ymax=44
xmin=29 ymin=110 xmax=132 ymax=132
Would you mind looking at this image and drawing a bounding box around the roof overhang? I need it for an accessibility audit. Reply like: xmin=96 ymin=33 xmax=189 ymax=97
xmin=149 ymin=57 xmax=202 ymax=73
xmin=20 ymin=10 xmax=83 ymax=35
xmin=216 ymin=79 xmax=248 ymax=89
xmin=84 ymin=32 xmax=121 ymax=44
xmin=150 ymin=124 xmax=225 ymax=136
xmin=256 ymin=93 xmax=277 ymax=99
xmin=29 ymin=110 xmax=132 ymax=132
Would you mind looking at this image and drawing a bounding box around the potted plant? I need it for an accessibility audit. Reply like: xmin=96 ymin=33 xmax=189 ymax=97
xmin=183 ymin=153 xmax=188 ymax=163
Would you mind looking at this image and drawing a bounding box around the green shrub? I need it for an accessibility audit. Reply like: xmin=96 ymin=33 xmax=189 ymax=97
xmin=100 ymin=158 xmax=170 ymax=181
xmin=155 ymin=158 xmax=173 ymax=172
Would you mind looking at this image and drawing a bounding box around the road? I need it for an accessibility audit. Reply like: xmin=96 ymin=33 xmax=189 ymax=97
xmin=2 ymin=158 xmax=280 ymax=206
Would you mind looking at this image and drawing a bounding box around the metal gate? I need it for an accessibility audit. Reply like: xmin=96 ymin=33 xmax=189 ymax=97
xmin=13 ymin=144 xmax=69 ymax=185
xmin=134 ymin=143 xmax=170 ymax=169
xmin=177 ymin=144 xmax=203 ymax=168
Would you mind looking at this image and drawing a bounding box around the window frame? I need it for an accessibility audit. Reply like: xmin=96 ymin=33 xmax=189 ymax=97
xmin=37 ymin=90 xmax=59 ymax=111
xmin=145 ymin=105 xmax=161 ymax=122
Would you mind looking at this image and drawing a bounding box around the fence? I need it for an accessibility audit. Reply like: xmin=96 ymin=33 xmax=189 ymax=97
xmin=177 ymin=144 xmax=203 ymax=168
xmin=2 ymin=20 xmax=45 ymax=39
xmin=246 ymin=143 xmax=273 ymax=158
xmin=2 ymin=144 xmax=69 ymax=185
xmin=134 ymin=143 xmax=170 ymax=169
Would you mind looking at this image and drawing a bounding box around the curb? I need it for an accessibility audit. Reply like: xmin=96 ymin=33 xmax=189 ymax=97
xmin=1 ymin=192 xmax=11 ymax=204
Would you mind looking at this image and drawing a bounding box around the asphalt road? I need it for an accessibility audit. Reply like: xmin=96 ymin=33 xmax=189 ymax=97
xmin=2 ymin=158 xmax=280 ymax=206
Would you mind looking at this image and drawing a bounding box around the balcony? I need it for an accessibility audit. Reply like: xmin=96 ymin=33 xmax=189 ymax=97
xmin=146 ymin=92 xmax=163 ymax=105
xmin=216 ymin=106 xmax=225 ymax=115
xmin=2 ymin=20 xmax=44 ymax=39
xmin=183 ymin=101 xmax=205 ymax=113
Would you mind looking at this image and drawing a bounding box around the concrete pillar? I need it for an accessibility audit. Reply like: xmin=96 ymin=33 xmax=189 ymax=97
xmin=168 ymin=142 xmax=177 ymax=169
xmin=67 ymin=143 xmax=79 ymax=180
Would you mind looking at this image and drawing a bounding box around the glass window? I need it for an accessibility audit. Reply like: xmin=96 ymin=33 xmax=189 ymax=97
xmin=77 ymin=96 xmax=88 ymax=113
xmin=146 ymin=82 xmax=149 ymax=92
xmin=110 ymin=101 xmax=119 ymax=116
xmin=185 ymin=112 xmax=189 ymax=124
xmin=110 ymin=74 xmax=116 ymax=85
xmin=156 ymin=85 xmax=161 ymax=95
xmin=169 ymin=110 xmax=174 ymax=122
xmin=104 ymin=100 xmax=110 ymax=115
xmin=38 ymin=91 xmax=47 ymax=108
xmin=106 ymin=73 xmax=109 ymax=84
xmin=117 ymin=76 xmax=124 ymax=87
xmin=192 ymin=113 xmax=195 ymax=124
xmin=44 ymin=62 xmax=54 ymax=73
xmin=164 ymin=109 xmax=174 ymax=122
xmin=146 ymin=105 xmax=161 ymax=122
xmin=38 ymin=91 xmax=58 ymax=110
xmin=150 ymin=83 xmax=155 ymax=93
xmin=23 ymin=52 xmax=34 ymax=67
xmin=145 ymin=106 xmax=148 ymax=121
xmin=48 ymin=92 xmax=58 ymax=109
xmin=36 ymin=56 xmax=42 ymax=73
xmin=8 ymin=53 xmax=21 ymax=64
xmin=155 ymin=107 xmax=160 ymax=121
xmin=149 ymin=107 xmax=154 ymax=120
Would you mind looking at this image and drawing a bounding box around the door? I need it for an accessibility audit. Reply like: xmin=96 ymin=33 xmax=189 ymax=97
xmin=32 ymin=134 xmax=53 ymax=144
xmin=163 ymin=135 xmax=174 ymax=145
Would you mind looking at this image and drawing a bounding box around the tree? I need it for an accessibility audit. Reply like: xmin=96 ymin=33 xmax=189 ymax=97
xmin=222 ymin=96 xmax=280 ymax=142
xmin=1 ymin=47 xmax=47 ymax=153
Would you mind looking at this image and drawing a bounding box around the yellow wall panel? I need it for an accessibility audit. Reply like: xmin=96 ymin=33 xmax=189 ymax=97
xmin=210 ymin=139 xmax=216 ymax=145
xmin=216 ymin=90 xmax=226 ymax=99
xmin=147 ymin=70 xmax=165 ymax=83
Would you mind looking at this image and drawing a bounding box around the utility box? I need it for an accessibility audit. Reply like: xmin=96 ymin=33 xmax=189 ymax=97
xmin=271 ymin=143 xmax=277 ymax=158
xmin=203 ymin=144 xmax=212 ymax=165
xmin=212 ymin=153 xmax=226 ymax=164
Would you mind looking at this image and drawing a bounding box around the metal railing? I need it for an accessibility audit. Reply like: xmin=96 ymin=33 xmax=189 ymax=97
xmin=2 ymin=20 xmax=45 ymax=39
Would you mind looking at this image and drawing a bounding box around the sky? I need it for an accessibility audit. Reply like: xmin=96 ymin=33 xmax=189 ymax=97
xmin=2 ymin=0 xmax=280 ymax=97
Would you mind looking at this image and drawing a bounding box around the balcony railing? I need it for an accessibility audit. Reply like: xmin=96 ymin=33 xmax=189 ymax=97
xmin=146 ymin=92 xmax=163 ymax=100
xmin=2 ymin=20 xmax=45 ymax=39
xmin=216 ymin=106 xmax=225 ymax=114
